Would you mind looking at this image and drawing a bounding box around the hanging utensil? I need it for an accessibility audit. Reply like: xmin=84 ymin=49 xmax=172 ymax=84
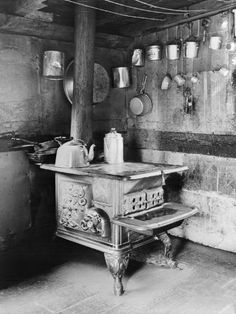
xmin=184 ymin=22 xmax=199 ymax=59
xmin=146 ymin=32 xmax=162 ymax=61
xmin=129 ymin=74 xmax=152 ymax=116
xmin=112 ymin=67 xmax=130 ymax=88
xmin=209 ymin=35 xmax=222 ymax=50
xmin=132 ymin=48 xmax=145 ymax=67
xmin=166 ymin=26 xmax=181 ymax=60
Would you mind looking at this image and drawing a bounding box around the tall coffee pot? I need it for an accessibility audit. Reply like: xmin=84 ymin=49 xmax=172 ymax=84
xmin=104 ymin=128 xmax=123 ymax=164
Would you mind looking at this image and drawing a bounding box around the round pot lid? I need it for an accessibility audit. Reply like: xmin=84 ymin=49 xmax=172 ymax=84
xmin=63 ymin=60 xmax=110 ymax=104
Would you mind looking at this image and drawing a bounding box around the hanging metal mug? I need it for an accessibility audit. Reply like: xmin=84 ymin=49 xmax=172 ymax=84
xmin=131 ymin=49 xmax=145 ymax=67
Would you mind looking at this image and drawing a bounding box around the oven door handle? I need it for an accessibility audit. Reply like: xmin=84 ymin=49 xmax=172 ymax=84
xmin=112 ymin=202 xmax=198 ymax=236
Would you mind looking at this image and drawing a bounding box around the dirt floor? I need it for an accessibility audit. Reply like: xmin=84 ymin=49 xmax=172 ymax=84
xmin=0 ymin=236 xmax=236 ymax=314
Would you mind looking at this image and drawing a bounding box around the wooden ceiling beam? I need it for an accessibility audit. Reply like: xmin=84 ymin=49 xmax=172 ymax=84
xmin=0 ymin=12 xmax=132 ymax=48
xmin=116 ymin=0 xmax=236 ymax=36
xmin=13 ymin=0 xmax=53 ymax=22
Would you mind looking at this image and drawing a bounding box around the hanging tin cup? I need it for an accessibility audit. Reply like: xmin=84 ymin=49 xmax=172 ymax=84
xmin=161 ymin=74 xmax=172 ymax=90
xmin=112 ymin=67 xmax=130 ymax=88
xmin=131 ymin=49 xmax=145 ymax=67
xmin=146 ymin=44 xmax=162 ymax=61
xmin=219 ymin=66 xmax=229 ymax=77
xmin=173 ymin=74 xmax=186 ymax=87
xmin=190 ymin=73 xmax=200 ymax=84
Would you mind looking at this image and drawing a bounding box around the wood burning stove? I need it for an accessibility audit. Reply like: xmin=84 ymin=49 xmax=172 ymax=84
xmin=41 ymin=162 xmax=198 ymax=295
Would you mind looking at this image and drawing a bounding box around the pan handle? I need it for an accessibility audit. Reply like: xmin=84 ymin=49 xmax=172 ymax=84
xmin=139 ymin=74 xmax=147 ymax=94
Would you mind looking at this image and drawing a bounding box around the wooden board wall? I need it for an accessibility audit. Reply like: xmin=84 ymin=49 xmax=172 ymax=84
xmin=126 ymin=12 xmax=236 ymax=158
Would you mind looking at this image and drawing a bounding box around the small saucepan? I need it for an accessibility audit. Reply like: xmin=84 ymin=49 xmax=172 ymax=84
xmin=129 ymin=74 xmax=152 ymax=116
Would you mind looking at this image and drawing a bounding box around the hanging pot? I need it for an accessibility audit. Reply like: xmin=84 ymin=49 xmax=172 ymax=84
xmin=166 ymin=43 xmax=181 ymax=60
xmin=112 ymin=67 xmax=130 ymax=88
xmin=129 ymin=74 xmax=152 ymax=116
xmin=209 ymin=36 xmax=222 ymax=50
xmin=146 ymin=44 xmax=162 ymax=61
xmin=184 ymin=39 xmax=199 ymax=58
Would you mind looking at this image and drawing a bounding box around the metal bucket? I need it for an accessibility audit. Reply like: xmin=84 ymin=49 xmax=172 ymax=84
xmin=166 ymin=44 xmax=180 ymax=60
xmin=185 ymin=41 xmax=199 ymax=58
xmin=146 ymin=45 xmax=162 ymax=61
xmin=112 ymin=67 xmax=130 ymax=88
xmin=43 ymin=50 xmax=65 ymax=80
xmin=209 ymin=36 xmax=222 ymax=50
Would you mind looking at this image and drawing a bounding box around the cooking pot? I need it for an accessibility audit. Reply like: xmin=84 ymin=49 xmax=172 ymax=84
xmin=129 ymin=74 xmax=152 ymax=116
xmin=112 ymin=67 xmax=130 ymax=88
xmin=146 ymin=44 xmax=162 ymax=61
xmin=184 ymin=38 xmax=199 ymax=58
xmin=209 ymin=36 xmax=222 ymax=50
xmin=166 ymin=42 xmax=181 ymax=60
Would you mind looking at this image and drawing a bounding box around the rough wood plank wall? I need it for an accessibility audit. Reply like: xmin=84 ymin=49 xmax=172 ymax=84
xmin=126 ymin=12 xmax=236 ymax=157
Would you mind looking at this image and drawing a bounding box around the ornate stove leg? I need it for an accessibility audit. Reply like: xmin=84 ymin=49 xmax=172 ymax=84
xmin=158 ymin=232 xmax=172 ymax=258
xmin=155 ymin=232 xmax=176 ymax=268
xmin=104 ymin=252 xmax=129 ymax=296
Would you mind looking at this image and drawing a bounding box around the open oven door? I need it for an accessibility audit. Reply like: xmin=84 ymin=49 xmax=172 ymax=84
xmin=112 ymin=202 xmax=198 ymax=236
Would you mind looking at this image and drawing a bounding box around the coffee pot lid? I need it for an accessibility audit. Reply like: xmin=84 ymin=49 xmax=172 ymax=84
xmin=105 ymin=128 xmax=122 ymax=138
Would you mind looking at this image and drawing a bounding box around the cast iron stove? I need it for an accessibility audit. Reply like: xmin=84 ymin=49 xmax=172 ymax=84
xmin=41 ymin=162 xmax=198 ymax=295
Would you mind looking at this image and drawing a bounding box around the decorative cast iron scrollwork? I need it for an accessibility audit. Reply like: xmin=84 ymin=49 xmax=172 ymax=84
xmin=80 ymin=207 xmax=111 ymax=238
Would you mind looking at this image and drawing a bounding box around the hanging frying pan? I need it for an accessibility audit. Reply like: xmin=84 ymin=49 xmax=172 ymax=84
xmin=129 ymin=74 xmax=153 ymax=116
xmin=63 ymin=60 xmax=110 ymax=104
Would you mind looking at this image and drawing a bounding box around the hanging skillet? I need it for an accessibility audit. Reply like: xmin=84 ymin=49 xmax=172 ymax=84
xmin=129 ymin=74 xmax=153 ymax=116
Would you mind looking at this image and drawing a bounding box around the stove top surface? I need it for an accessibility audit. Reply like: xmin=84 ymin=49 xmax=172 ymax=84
xmin=41 ymin=162 xmax=188 ymax=180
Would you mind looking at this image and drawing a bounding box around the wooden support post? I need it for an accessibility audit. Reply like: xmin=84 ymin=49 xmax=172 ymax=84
xmin=71 ymin=2 xmax=95 ymax=142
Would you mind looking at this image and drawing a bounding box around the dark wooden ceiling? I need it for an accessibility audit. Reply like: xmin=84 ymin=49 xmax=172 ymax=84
xmin=0 ymin=0 xmax=234 ymax=37
xmin=0 ymin=0 xmax=235 ymax=48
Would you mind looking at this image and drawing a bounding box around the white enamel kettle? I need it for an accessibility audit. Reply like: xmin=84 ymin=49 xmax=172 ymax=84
xmin=104 ymin=128 xmax=123 ymax=164
xmin=55 ymin=139 xmax=95 ymax=168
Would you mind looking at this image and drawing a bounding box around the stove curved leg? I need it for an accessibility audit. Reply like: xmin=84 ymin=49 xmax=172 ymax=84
xmin=156 ymin=232 xmax=176 ymax=268
xmin=158 ymin=232 xmax=172 ymax=258
xmin=104 ymin=252 xmax=129 ymax=296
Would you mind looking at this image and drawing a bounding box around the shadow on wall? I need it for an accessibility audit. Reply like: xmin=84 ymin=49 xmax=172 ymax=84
xmin=164 ymin=173 xmax=185 ymax=203
xmin=0 ymin=151 xmax=56 ymax=252
xmin=29 ymin=164 xmax=56 ymax=242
